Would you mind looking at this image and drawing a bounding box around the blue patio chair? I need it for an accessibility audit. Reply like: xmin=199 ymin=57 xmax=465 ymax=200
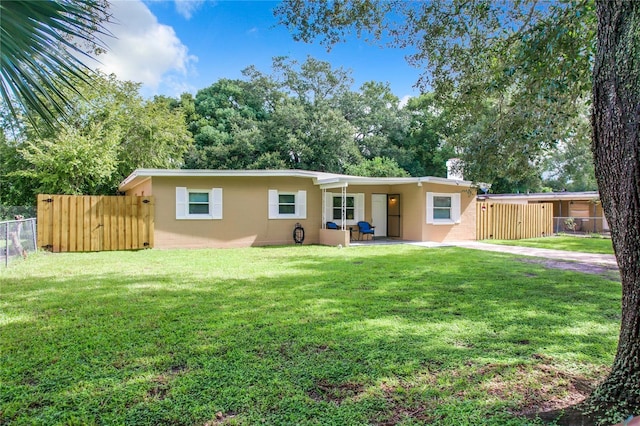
xmin=357 ymin=221 xmax=375 ymax=240
xmin=326 ymin=221 xmax=354 ymax=241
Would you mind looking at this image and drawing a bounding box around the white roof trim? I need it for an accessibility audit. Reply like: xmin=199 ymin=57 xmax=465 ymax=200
xmin=477 ymin=191 xmax=600 ymax=202
xmin=316 ymin=175 xmax=473 ymax=187
xmin=320 ymin=182 xmax=349 ymax=189
xmin=419 ymin=176 xmax=474 ymax=187
xmin=119 ymin=168 xmax=474 ymax=192
xmin=119 ymin=168 xmax=334 ymax=191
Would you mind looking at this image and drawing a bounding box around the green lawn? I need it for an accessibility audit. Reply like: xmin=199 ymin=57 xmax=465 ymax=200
xmin=487 ymin=235 xmax=614 ymax=255
xmin=1 ymin=246 xmax=620 ymax=425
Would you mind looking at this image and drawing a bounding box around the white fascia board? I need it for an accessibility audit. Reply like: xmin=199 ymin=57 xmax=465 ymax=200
xmin=118 ymin=170 xmax=144 ymax=191
xmin=316 ymin=176 xmax=420 ymax=187
xmin=477 ymin=191 xmax=600 ymax=202
xmin=119 ymin=168 xmax=331 ymax=191
xmin=128 ymin=168 xmax=325 ymax=178
xmin=315 ymin=177 xmax=341 ymax=184
xmin=347 ymin=177 xmax=419 ymax=185
xmin=319 ymin=181 xmax=349 ymax=189
xmin=118 ymin=175 xmax=151 ymax=193
xmin=318 ymin=175 xmax=474 ymax=187
xmin=419 ymin=176 xmax=474 ymax=187
xmin=119 ymin=168 xmax=475 ymax=192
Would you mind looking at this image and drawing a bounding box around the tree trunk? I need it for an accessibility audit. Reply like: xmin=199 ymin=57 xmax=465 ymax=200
xmin=590 ymin=0 xmax=640 ymax=417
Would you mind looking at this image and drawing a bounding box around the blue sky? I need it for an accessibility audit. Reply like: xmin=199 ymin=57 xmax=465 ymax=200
xmin=93 ymin=0 xmax=422 ymax=101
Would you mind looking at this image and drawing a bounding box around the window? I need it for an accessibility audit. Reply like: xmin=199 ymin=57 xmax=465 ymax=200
xmin=326 ymin=193 xmax=364 ymax=225
xmin=426 ymin=192 xmax=461 ymax=224
xmin=433 ymin=196 xmax=452 ymax=220
xmin=269 ymin=190 xmax=306 ymax=219
xmin=333 ymin=196 xmax=355 ymax=220
xmin=176 ymin=187 xmax=223 ymax=220
xmin=189 ymin=192 xmax=210 ymax=215
xmin=278 ymin=194 xmax=296 ymax=215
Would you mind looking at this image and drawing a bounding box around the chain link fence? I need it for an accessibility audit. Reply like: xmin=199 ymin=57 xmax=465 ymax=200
xmin=1 ymin=205 xmax=37 ymax=222
xmin=1 ymin=217 xmax=37 ymax=267
xmin=553 ymin=216 xmax=610 ymax=236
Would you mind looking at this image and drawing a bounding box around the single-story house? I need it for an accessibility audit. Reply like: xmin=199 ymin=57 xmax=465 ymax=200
xmin=118 ymin=169 xmax=477 ymax=249
xmin=477 ymin=191 xmax=608 ymax=233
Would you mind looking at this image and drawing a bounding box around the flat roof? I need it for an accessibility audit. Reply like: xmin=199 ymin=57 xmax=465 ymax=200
xmin=477 ymin=191 xmax=600 ymax=202
xmin=119 ymin=168 xmax=474 ymax=192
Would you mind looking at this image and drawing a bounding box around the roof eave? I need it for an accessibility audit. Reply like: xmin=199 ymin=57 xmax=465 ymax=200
xmin=118 ymin=168 xmax=476 ymax=192
xmin=419 ymin=176 xmax=474 ymax=187
xmin=477 ymin=191 xmax=600 ymax=201
xmin=118 ymin=168 xmax=330 ymax=191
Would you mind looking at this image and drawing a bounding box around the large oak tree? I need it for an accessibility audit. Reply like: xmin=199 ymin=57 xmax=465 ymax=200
xmin=589 ymin=0 xmax=640 ymax=418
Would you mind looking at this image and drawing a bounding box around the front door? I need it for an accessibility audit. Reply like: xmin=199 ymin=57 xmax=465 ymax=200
xmin=371 ymin=194 xmax=387 ymax=237
xmin=387 ymin=194 xmax=401 ymax=237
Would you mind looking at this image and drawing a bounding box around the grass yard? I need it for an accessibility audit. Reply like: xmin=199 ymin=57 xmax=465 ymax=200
xmin=1 ymin=246 xmax=620 ymax=425
xmin=487 ymin=235 xmax=614 ymax=255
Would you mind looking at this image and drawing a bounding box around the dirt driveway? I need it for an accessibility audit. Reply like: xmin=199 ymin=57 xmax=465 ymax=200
xmin=448 ymin=241 xmax=619 ymax=279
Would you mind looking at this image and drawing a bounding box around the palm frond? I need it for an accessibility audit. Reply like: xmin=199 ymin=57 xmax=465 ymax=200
xmin=0 ymin=0 xmax=110 ymax=129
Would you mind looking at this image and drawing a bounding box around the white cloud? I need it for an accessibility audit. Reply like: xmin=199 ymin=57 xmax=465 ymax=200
xmin=94 ymin=0 xmax=196 ymax=92
xmin=399 ymin=95 xmax=412 ymax=109
xmin=174 ymin=0 xmax=205 ymax=19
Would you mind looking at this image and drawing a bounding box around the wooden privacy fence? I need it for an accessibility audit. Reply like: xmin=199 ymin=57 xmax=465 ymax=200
xmin=476 ymin=202 xmax=553 ymax=240
xmin=37 ymin=194 xmax=154 ymax=252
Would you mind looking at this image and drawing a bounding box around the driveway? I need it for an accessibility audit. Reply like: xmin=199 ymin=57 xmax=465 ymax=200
xmin=446 ymin=241 xmax=617 ymax=267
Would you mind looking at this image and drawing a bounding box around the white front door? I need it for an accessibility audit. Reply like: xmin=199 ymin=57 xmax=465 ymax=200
xmin=371 ymin=194 xmax=387 ymax=237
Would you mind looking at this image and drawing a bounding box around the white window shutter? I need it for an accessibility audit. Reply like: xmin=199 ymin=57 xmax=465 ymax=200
xmin=426 ymin=192 xmax=434 ymax=224
xmin=176 ymin=187 xmax=188 ymax=219
xmin=268 ymin=189 xmax=279 ymax=219
xmin=355 ymin=193 xmax=365 ymax=222
xmin=296 ymin=190 xmax=307 ymax=219
xmin=211 ymin=188 xmax=223 ymax=219
xmin=325 ymin=192 xmax=334 ymax=224
xmin=452 ymin=193 xmax=462 ymax=223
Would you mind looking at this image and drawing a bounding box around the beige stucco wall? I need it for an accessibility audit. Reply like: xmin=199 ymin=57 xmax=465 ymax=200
xmin=126 ymin=178 xmax=153 ymax=197
xmin=140 ymin=176 xmax=323 ymax=249
xmin=393 ymin=184 xmax=424 ymax=241
xmin=325 ymin=184 xmax=417 ymax=240
xmin=125 ymin=176 xmax=477 ymax=248
xmin=422 ymin=183 xmax=477 ymax=242
xmin=319 ymin=229 xmax=350 ymax=246
xmin=326 ymin=183 xmax=476 ymax=242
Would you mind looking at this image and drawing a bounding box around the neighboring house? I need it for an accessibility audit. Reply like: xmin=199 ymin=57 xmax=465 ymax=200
xmin=477 ymin=191 xmax=608 ymax=233
xmin=118 ymin=169 xmax=477 ymax=249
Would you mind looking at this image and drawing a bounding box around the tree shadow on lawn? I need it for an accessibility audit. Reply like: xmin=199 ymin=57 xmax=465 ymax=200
xmin=1 ymin=246 xmax=620 ymax=425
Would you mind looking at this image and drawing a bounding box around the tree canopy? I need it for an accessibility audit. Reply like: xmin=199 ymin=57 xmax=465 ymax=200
xmin=181 ymin=56 xmax=453 ymax=177
xmin=0 ymin=73 xmax=191 ymax=205
xmin=276 ymin=0 xmax=596 ymax=190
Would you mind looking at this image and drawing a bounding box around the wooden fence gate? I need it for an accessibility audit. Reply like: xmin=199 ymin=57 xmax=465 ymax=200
xmin=37 ymin=194 xmax=154 ymax=252
xmin=476 ymin=202 xmax=553 ymax=240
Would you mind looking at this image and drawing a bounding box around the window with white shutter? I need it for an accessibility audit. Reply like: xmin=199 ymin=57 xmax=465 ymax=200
xmin=426 ymin=192 xmax=461 ymax=224
xmin=268 ymin=190 xmax=307 ymax=219
xmin=176 ymin=187 xmax=222 ymax=220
